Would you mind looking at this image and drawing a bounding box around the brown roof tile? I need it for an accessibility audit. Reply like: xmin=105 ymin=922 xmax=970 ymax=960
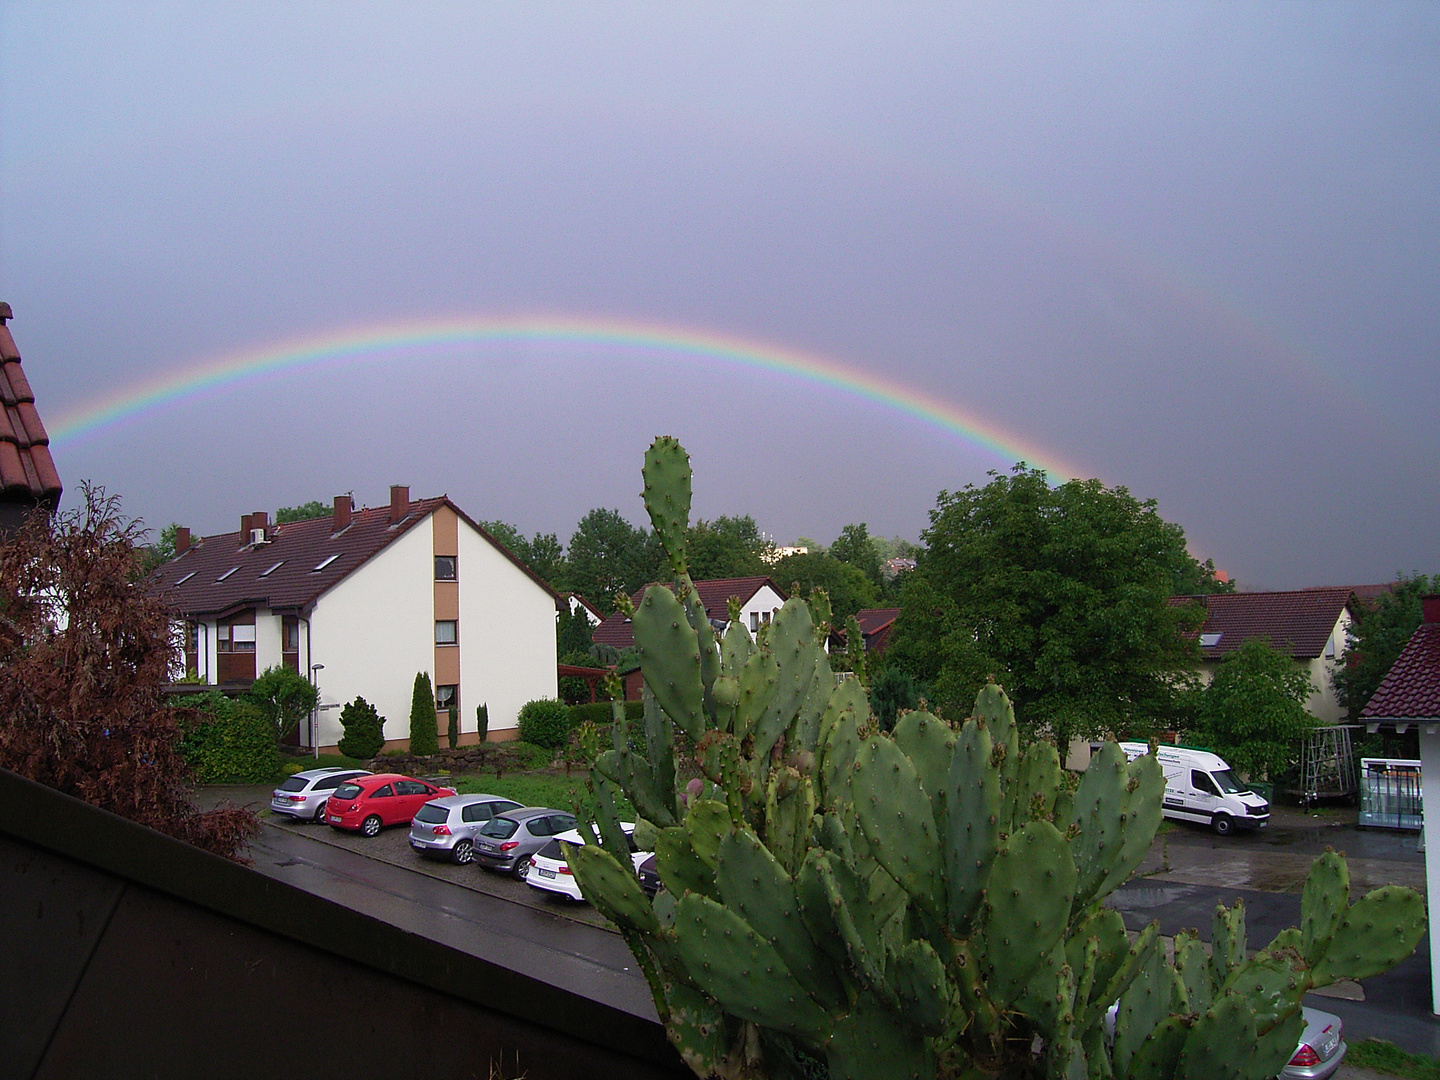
xmin=1169 ymin=587 xmax=1354 ymax=661
xmin=1361 ymin=623 xmax=1440 ymax=722
xmin=0 ymin=309 xmax=62 ymax=512
xmin=148 ymin=496 xmax=560 ymax=616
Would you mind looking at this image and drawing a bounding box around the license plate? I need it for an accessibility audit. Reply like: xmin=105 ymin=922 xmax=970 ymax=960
xmin=329 ymin=815 xmax=342 ymax=823
xmin=538 ymin=867 xmax=556 ymax=878
xmin=410 ymin=840 xmax=423 ymax=849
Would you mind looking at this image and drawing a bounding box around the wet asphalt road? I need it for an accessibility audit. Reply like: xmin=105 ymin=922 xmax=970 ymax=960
xmin=211 ymin=786 xmax=1440 ymax=1058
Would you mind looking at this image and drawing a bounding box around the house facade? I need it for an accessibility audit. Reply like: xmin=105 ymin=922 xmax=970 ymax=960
xmin=1173 ymin=587 xmax=1356 ymax=724
xmin=149 ymin=488 xmax=559 ymax=749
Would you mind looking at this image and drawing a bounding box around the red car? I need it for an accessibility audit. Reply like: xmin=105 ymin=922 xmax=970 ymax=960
xmin=324 ymin=773 xmax=457 ymax=837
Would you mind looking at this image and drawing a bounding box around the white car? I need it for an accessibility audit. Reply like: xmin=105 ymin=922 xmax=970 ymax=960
xmin=269 ymin=767 xmax=371 ymax=822
xmin=524 ymin=825 xmax=650 ymax=902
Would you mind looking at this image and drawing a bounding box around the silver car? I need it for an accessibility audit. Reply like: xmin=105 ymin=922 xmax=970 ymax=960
xmin=270 ymin=767 xmax=371 ymax=822
xmin=1281 ymin=1006 xmax=1345 ymax=1080
xmin=407 ymin=793 xmax=523 ymax=864
xmin=474 ymin=807 xmax=577 ymax=877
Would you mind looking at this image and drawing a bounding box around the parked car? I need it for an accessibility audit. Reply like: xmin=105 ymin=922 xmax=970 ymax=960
xmin=636 ymin=852 xmax=661 ymax=897
xmin=1282 ymin=1007 xmax=1346 ymax=1080
xmin=270 ymin=767 xmax=371 ymax=822
xmin=524 ymin=825 xmax=650 ymax=902
xmin=408 ymin=793 xmax=523 ymax=864
xmin=324 ymin=773 xmax=456 ymax=837
xmin=473 ymin=807 xmax=577 ymax=877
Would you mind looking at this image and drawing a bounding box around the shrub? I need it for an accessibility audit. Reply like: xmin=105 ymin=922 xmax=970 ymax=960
xmin=517 ymin=698 xmax=572 ymax=749
xmin=181 ymin=693 xmax=282 ymax=783
xmin=447 ymin=704 xmax=459 ymax=750
xmin=568 ymin=700 xmax=644 ymax=727
xmin=409 ymin=672 xmax=439 ymax=755
xmin=476 ymin=702 xmax=489 ymax=743
xmin=336 ymin=696 xmax=385 ymax=759
xmin=246 ymin=664 xmax=318 ymax=742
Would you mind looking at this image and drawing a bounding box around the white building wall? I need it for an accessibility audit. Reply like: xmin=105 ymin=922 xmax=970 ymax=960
xmin=457 ymin=522 xmax=558 ymax=734
xmin=309 ymin=518 xmax=436 ymax=746
xmin=253 ymin=607 xmax=283 ymax=676
xmin=1421 ymin=728 xmax=1440 ymax=1015
xmin=738 ymin=584 xmax=787 ymax=635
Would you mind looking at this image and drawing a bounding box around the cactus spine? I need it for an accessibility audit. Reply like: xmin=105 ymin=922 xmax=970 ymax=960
xmin=567 ymin=437 xmax=1425 ymax=1080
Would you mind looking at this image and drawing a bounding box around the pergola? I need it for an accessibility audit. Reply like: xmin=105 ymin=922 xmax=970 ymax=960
xmin=1360 ymin=594 xmax=1440 ymax=1014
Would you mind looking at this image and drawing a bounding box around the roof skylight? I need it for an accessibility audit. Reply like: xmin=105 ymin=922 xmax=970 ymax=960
xmin=1199 ymin=632 xmax=1223 ymax=647
xmin=176 ymin=571 xmax=196 ymax=585
xmin=260 ymin=560 xmax=285 ymax=577
xmin=217 ymin=566 xmax=240 ymax=581
xmin=312 ymin=553 xmax=340 ymax=572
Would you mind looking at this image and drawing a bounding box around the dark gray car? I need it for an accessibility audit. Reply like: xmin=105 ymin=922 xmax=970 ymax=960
xmin=407 ymin=793 xmax=523 ymax=863
xmin=473 ymin=807 xmax=577 ymax=877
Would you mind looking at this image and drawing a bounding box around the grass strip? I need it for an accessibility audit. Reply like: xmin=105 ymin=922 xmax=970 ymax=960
xmin=1348 ymin=1039 xmax=1440 ymax=1080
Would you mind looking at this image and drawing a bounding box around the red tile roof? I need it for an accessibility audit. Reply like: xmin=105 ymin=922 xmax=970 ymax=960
xmin=148 ymin=497 xmax=558 ymax=616
xmin=592 ymin=576 xmax=786 ymax=650
xmin=1169 ymin=587 xmax=1354 ymax=661
xmin=1361 ymin=623 xmax=1440 ymax=722
xmin=0 ymin=307 xmax=63 ymax=514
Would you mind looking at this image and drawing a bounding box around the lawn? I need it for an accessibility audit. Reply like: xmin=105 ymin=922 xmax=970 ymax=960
xmin=453 ymin=771 xmax=635 ymax=819
xmin=1348 ymin=1040 xmax=1440 ymax=1080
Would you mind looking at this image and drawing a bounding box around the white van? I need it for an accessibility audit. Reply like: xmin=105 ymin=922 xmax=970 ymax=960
xmin=1118 ymin=743 xmax=1270 ymax=835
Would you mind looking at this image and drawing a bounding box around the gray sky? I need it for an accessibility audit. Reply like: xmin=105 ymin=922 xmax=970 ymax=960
xmin=3 ymin=2 xmax=1436 ymax=590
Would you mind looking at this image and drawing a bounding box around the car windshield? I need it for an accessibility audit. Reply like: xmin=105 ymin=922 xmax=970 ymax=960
xmin=333 ymin=783 xmax=363 ymax=800
xmin=278 ymin=777 xmax=308 ymax=792
xmin=480 ymin=818 xmax=519 ymax=839
xmin=1211 ymin=770 xmax=1250 ymax=794
xmin=414 ymin=804 xmax=449 ymax=824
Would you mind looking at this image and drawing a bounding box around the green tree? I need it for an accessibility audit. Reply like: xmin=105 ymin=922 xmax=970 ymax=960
xmin=180 ymin=692 xmax=281 ymax=783
xmin=135 ymin=521 xmax=183 ymax=577
xmin=409 ymin=671 xmax=439 ymax=755
xmin=246 ymin=664 xmax=320 ymax=742
xmin=566 ymin=508 xmax=662 ymax=613
xmin=1195 ymin=637 xmax=1316 ymax=778
xmin=830 ymin=521 xmax=884 ymax=587
xmin=889 ymin=465 xmax=1209 ymax=747
xmin=337 ymin=696 xmax=385 ymax=759
xmin=1333 ymin=575 xmax=1434 ymax=720
xmin=686 ymin=515 xmax=772 ymax=580
xmin=869 ymin=664 xmax=920 ymax=732
xmin=478 ymin=520 xmax=566 ymax=585
xmin=557 ymin=602 xmax=596 ymax=657
xmin=771 ymin=550 xmax=878 ymax=628
xmin=275 ymin=500 xmax=330 ymax=523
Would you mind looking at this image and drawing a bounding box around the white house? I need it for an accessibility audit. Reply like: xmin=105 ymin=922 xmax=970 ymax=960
xmin=149 ymin=487 xmax=559 ymax=749
xmin=1171 ymin=587 xmax=1357 ymax=724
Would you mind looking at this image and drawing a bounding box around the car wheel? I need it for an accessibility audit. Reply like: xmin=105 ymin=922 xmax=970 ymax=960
xmin=1212 ymin=814 xmax=1234 ymax=836
xmin=453 ymin=840 xmax=474 ymax=865
xmin=313 ymin=805 xmax=329 ymax=823
xmin=361 ymin=815 xmax=382 ymax=838
xmin=514 ymin=857 xmax=530 ymax=880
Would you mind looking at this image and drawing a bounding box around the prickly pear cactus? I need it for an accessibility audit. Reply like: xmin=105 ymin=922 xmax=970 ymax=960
xmin=567 ymin=437 xmax=1426 ymax=1080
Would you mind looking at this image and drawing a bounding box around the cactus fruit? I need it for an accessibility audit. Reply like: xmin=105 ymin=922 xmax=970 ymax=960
xmin=561 ymin=437 xmax=1426 ymax=1080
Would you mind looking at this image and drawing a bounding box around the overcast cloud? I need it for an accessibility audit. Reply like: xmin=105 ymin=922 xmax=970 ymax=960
xmin=2 ymin=2 xmax=1436 ymax=589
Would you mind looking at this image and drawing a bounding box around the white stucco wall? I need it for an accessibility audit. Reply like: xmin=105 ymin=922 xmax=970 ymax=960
xmin=456 ymin=521 xmax=558 ymax=733
xmin=1420 ymin=728 xmax=1440 ymax=1015
xmin=737 ymin=584 xmax=787 ymax=634
xmin=309 ymin=519 xmax=436 ymax=745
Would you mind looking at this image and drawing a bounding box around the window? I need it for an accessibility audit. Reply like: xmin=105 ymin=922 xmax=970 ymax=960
xmin=435 ymin=555 xmax=457 ymax=580
xmin=283 ymin=616 xmax=300 ymax=651
xmin=260 ymin=560 xmax=285 ymax=577
xmin=750 ymin=612 xmax=759 ymax=632
xmin=435 ymin=620 xmax=457 ymax=645
xmin=217 ymin=566 xmax=240 ymax=581
xmin=230 ymin=624 xmax=256 ymax=652
xmin=1199 ymin=632 xmax=1223 ymax=648
xmin=436 ymin=684 xmax=457 ymax=710
xmin=395 ymin=780 xmax=429 ymax=795
xmin=312 ymin=553 xmax=340 ymax=572
xmin=371 ymin=784 xmax=395 ymax=798
xmin=176 ymin=571 xmax=196 ymax=585
xmin=1192 ymin=771 xmax=1219 ymax=797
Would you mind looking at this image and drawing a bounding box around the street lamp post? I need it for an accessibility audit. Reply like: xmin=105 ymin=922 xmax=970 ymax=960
xmin=309 ymin=664 xmax=325 ymax=760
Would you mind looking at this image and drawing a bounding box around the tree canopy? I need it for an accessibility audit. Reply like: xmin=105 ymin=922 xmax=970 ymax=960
xmin=686 ymin=515 xmax=772 ymax=580
xmin=772 ymin=550 xmax=878 ymax=628
xmin=1333 ymin=575 xmax=1435 ymax=720
xmin=1193 ymin=637 xmax=1316 ymax=778
xmin=275 ymin=500 xmax=330 ymax=523
xmin=566 ymin=508 xmax=662 ymax=613
xmin=886 ymin=465 xmax=1214 ymax=745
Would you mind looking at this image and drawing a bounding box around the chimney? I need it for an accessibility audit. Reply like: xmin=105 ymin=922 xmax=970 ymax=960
xmin=240 ymin=512 xmax=254 ymax=538
xmin=252 ymin=511 xmax=267 ymax=535
xmin=1423 ymin=595 xmax=1440 ymax=625
xmin=389 ymin=485 xmax=409 ymax=524
xmin=333 ymin=494 xmax=352 ymax=532
xmin=175 ymin=527 xmax=190 ymax=555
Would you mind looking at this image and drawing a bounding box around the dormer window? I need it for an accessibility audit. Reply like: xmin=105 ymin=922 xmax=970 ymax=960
xmin=217 ymin=566 xmax=240 ymax=581
xmin=260 ymin=560 xmax=285 ymax=577
xmin=312 ymin=553 xmax=340 ymax=572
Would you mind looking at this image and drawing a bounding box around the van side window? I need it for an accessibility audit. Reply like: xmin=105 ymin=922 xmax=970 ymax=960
xmin=1192 ymin=770 xmax=1219 ymax=796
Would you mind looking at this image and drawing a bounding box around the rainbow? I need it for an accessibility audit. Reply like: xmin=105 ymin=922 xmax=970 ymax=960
xmin=49 ymin=315 xmax=1081 ymax=481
